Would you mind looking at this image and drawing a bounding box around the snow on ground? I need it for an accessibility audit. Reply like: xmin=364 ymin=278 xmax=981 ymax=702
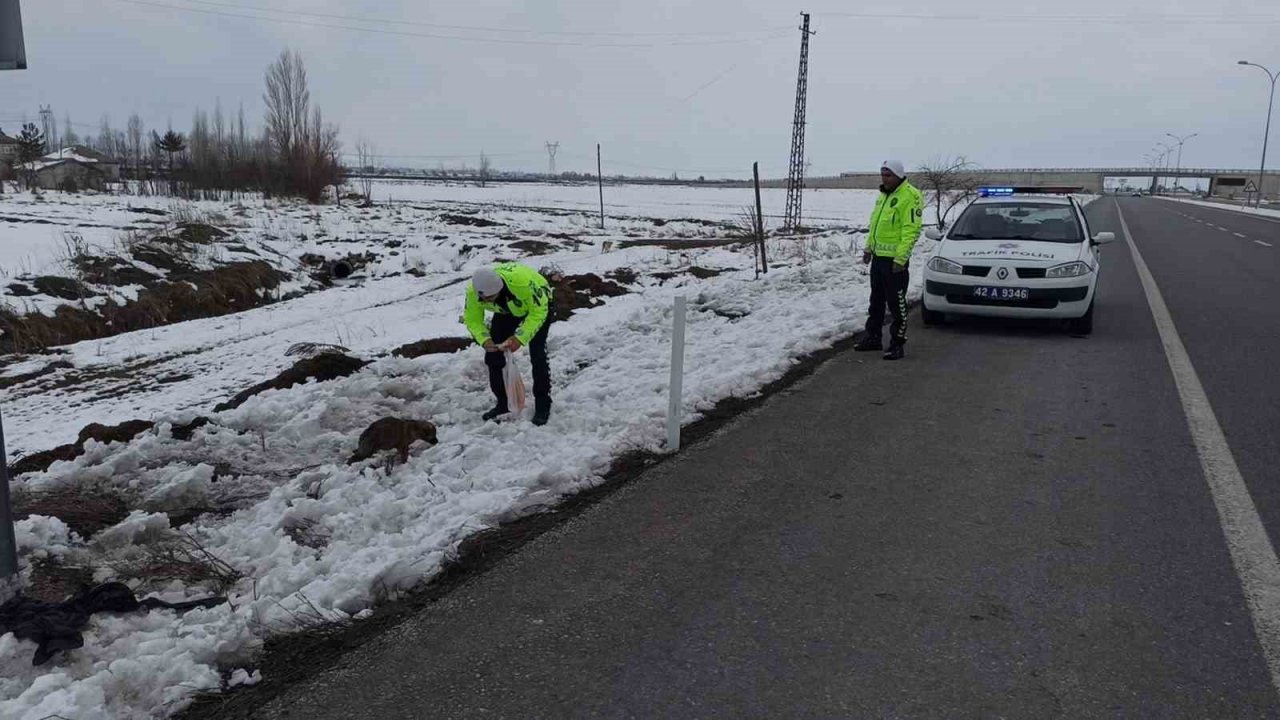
xmin=1156 ymin=195 xmax=1280 ymax=220
xmin=0 ymin=181 xmax=928 ymax=719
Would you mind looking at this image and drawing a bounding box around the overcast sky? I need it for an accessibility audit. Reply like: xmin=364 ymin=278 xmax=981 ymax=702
xmin=3 ymin=0 xmax=1278 ymax=178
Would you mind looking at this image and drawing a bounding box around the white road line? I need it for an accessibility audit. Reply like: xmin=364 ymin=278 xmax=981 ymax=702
xmin=1117 ymin=200 xmax=1280 ymax=695
xmin=1257 ymin=240 xmax=1273 ymax=248
xmin=1235 ymin=233 xmax=1248 ymax=238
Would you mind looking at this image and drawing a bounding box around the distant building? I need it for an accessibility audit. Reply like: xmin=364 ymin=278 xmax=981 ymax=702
xmin=17 ymin=158 xmax=107 ymax=190
xmin=15 ymin=145 xmax=122 ymax=190
xmin=0 ymin=129 xmax=19 ymax=163
xmin=42 ymin=145 xmax=121 ymax=180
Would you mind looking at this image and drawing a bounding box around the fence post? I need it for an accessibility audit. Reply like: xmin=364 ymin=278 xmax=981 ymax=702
xmin=597 ymin=144 xmax=605 ymax=229
xmin=666 ymin=296 xmax=687 ymax=451
xmin=753 ymin=162 xmax=768 ymax=273
xmin=0 ymin=408 xmax=18 ymax=581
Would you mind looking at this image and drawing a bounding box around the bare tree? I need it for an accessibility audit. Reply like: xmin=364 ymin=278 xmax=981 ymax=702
xmin=127 ymin=114 xmax=144 ymax=183
xmin=916 ymin=156 xmax=985 ymax=230
xmin=354 ymin=137 xmax=375 ymax=202
xmin=261 ymin=49 xmax=341 ymax=202
xmin=478 ymin=151 xmax=491 ymax=188
xmin=61 ymin=112 xmax=78 ymax=149
xmin=97 ymin=114 xmax=114 ymax=156
xmin=263 ymin=49 xmax=311 ymax=165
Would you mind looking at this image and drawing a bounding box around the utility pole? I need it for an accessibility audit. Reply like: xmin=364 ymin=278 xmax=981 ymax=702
xmin=1238 ymin=61 xmax=1277 ymax=207
xmin=0 ymin=0 xmax=26 ymax=70
xmin=783 ymin=12 xmax=815 ymax=232
xmin=0 ymin=0 xmax=24 ymax=583
xmin=545 ymin=141 xmax=560 ymax=177
xmin=597 ymin=143 xmax=604 ymax=229
xmin=39 ymin=104 xmax=55 ymax=154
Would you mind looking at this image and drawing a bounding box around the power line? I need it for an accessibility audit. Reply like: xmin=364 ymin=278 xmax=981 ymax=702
xmin=167 ymin=0 xmax=793 ymax=38
xmin=114 ymin=0 xmax=795 ymax=47
xmin=822 ymin=11 xmax=1280 ymax=24
xmin=558 ymin=151 xmax=777 ymax=176
xmin=339 ymin=150 xmax=541 ymax=160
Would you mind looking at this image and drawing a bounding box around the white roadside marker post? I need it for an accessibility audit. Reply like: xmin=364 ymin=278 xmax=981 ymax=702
xmin=667 ymin=296 xmax=687 ymax=451
xmin=0 ymin=408 xmax=18 ymax=581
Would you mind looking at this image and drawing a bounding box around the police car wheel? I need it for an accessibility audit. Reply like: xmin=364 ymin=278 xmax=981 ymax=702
xmin=921 ymin=306 xmax=944 ymax=326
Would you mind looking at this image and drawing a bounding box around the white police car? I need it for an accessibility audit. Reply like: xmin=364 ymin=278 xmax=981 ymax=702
xmin=920 ymin=190 xmax=1114 ymax=334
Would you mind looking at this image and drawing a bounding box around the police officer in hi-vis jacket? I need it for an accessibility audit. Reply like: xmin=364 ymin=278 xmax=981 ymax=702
xmin=856 ymin=160 xmax=924 ymax=361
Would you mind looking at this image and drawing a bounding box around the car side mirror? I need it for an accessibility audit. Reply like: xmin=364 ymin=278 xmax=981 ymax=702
xmin=924 ymin=228 xmax=942 ymax=241
xmin=1091 ymin=232 xmax=1115 ymax=245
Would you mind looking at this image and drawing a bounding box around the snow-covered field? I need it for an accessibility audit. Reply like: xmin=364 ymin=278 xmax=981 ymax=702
xmin=0 ymin=180 xmax=929 ymax=719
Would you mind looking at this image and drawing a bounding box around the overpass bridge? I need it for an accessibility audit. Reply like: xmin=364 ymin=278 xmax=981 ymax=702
xmin=776 ymin=168 xmax=1279 ymax=200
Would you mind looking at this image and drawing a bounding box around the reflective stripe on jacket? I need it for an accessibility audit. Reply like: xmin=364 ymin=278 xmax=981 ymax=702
xmin=866 ymin=180 xmax=924 ymax=265
xmin=463 ymin=262 xmax=553 ymax=346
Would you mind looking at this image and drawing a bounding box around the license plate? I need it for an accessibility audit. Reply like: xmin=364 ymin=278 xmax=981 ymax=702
xmin=972 ymin=286 xmax=1029 ymax=301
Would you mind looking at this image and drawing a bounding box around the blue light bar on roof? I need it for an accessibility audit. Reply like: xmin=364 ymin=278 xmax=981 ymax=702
xmin=978 ymin=187 xmax=1015 ymax=197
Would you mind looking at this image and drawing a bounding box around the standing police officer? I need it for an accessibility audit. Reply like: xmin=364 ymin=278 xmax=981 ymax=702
xmin=465 ymin=263 xmax=555 ymax=425
xmin=855 ymin=160 xmax=924 ymax=361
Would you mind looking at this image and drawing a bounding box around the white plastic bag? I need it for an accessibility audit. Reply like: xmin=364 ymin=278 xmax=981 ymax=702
xmin=503 ymin=350 xmax=527 ymax=414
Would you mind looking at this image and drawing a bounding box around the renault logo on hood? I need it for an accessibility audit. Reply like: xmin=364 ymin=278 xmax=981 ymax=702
xmin=997 ymin=242 xmax=1021 ymax=249
xmin=997 ymin=267 xmax=1009 ymax=280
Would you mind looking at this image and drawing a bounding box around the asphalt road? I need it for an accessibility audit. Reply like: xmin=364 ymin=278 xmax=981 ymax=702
xmin=247 ymin=198 xmax=1280 ymax=719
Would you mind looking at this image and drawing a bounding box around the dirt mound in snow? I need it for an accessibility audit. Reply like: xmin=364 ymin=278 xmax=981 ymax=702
xmin=391 ymin=337 xmax=474 ymax=358
xmin=130 ymin=245 xmax=197 ymax=275
xmin=8 ymin=419 xmax=155 ymax=477
xmin=32 ymin=276 xmax=98 ymax=300
xmin=171 ymin=416 xmax=212 ymax=441
xmin=71 ymin=255 xmax=162 ymax=286
xmin=508 ymin=239 xmax=554 ymax=255
xmin=440 ymin=213 xmax=503 ymax=228
xmin=13 ymin=488 xmax=131 ymax=539
xmin=605 ymin=267 xmax=638 ymax=285
xmin=0 ymin=261 xmax=288 ymax=353
xmin=348 ymin=417 xmax=438 ymax=464
xmin=652 ymin=265 xmax=727 ymax=283
xmin=214 ymin=353 xmax=370 ymax=412
xmin=549 ymin=273 xmax=629 ymax=321
xmin=173 ymin=223 xmax=228 ymax=244
xmin=0 ymin=358 xmax=74 ymax=390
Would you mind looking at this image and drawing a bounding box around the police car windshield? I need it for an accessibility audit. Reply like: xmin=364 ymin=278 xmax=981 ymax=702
xmin=949 ymin=203 xmax=1083 ymax=244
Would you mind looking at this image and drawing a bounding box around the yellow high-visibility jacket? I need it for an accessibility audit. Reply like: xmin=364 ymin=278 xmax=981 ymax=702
xmin=867 ymin=180 xmax=924 ymax=265
xmin=463 ymin=262 xmax=553 ymax=346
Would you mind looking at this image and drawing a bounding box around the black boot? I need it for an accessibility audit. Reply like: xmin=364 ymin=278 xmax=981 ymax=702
xmin=854 ymin=335 xmax=882 ymax=352
xmin=482 ymin=404 xmax=509 ymax=421
xmin=883 ymin=344 xmax=905 ymax=361
xmin=532 ymin=398 xmax=552 ymax=426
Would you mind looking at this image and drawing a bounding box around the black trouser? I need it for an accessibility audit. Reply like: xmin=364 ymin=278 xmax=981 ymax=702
xmin=485 ymin=310 xmax=553 ymax=407
xmin=865 ymin=256 xmax=909 ymax=346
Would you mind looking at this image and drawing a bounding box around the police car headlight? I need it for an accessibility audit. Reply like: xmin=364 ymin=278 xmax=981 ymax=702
xmin=927 ymin=257 xmax=963 ymax=275
xmin=1046 ymin=261 xmax=1092 ymax=278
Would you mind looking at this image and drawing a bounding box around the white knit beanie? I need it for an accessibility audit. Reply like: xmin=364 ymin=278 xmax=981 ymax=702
xmin=472 ymin=267 xmax=503 ymax=297
xmin=881 ymin=160 xmax=906 ymax=179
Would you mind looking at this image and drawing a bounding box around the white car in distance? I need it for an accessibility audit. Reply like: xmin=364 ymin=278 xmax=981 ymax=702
xmin=920 ymin=193 xmax=1114 ymax=334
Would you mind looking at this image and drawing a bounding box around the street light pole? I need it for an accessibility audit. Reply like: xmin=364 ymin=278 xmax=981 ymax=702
xmin=0 ymin=0 xmax=23 ymax=583
xmin=1166 ymin=132 xmax=1197 ymax=194
xmin=1239 ymin=61 xmax=1278 ymax=207
xmin=1157 ymin=142 xmax=1175 ymax=195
